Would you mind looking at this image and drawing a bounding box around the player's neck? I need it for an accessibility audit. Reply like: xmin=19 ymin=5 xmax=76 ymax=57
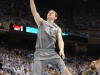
xmin=90 ymin=69 xmax=96 ymax=73
xmin=47 ymin=19 xmax=54 ymax=23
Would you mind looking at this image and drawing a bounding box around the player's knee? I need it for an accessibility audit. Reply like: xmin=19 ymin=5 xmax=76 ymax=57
xmin=62 ymin=68 xmax=72 ymax=75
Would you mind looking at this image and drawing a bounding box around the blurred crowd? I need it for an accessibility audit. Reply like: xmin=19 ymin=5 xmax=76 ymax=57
xmin=65 ymin=28 xmax=100 ymax=38
xmin=0 ymin=42 xmax=34 ymax=75
xmin=0 ymin=42 xmax=99 ymax=75
xmin=73 ymin=3 xmax=100 ymax=30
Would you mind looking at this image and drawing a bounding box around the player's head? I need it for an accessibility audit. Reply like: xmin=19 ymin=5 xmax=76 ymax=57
xmin=47 ymin=9 xmax=58 ymax=21
xmin=90 ymin=61 xmax=97 ymax=70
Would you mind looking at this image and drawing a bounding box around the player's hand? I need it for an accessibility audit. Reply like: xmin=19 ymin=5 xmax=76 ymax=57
xmin=59 ymin=51 xmax=65 ymax=60
xmin=95 ymin=59 xmax=100 ymax=70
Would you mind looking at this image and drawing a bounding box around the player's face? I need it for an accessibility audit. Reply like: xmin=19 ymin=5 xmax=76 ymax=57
xmin=91 ymin=59 xmax=100 ymax=69
xmin=90 ymin=61 xmax=97 ymax=69
xmin=95 ymin=59 xmax=100 ymax=67
xmin=91 ymin=61 xmax=97 ymax=66
xmin=47 ymin=10 xmax=57 ymax=20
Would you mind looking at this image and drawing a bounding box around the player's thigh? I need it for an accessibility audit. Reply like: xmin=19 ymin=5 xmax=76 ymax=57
xmin=32 ymin=60 xmax=47 ymax=75
xmin=51 ymin=58 xmax=67 ymax=71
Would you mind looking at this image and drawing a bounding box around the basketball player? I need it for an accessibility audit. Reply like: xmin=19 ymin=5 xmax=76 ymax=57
xmin=82 ymin=61 xmax=98 ymax=75
xmin=82 ymin=59 xmax=100 ymax=75
xmin=30 ymin=0 xmax=71 ymax=75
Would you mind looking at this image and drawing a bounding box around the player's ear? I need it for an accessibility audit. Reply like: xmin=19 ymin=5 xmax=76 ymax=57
xmin=55 ymin=17 xmax=57 ymax=20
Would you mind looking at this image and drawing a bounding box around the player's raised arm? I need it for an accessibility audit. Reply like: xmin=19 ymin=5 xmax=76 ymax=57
xmin=30 ymin=0 xmax=43 ymax=27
